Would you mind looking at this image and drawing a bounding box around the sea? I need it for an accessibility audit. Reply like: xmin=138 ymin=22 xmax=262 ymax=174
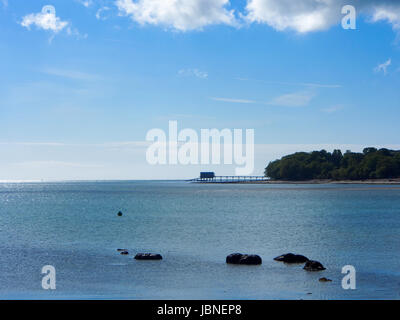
xmin=0 ymin=181 xmax=399 ymax=300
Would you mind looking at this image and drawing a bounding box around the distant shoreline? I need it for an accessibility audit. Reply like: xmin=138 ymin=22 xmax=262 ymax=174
xmin=197 ymin=179 xmax=400 ymax=185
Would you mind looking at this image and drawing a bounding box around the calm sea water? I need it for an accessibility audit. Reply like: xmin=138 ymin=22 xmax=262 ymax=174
xmin=0 ymin=181 xmax=399 ymax=300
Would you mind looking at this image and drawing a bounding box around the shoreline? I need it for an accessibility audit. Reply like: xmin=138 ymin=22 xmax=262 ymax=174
xmin=195 ymin=179 xmax=400 ymax=185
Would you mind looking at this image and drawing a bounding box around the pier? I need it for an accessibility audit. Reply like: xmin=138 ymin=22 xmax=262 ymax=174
xmin=189 ymin=172 xmax=268 ymax=183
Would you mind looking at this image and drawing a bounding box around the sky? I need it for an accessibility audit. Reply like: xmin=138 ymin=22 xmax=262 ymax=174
xmin=0 ymin=0 xmax=400 ymax=180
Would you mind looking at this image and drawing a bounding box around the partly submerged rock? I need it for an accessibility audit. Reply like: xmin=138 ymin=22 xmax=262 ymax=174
xmin=226 ymin=253 xmax=243 ymax=264
xmin=304 ymin=260 xmax=326 ymax=271
xmin=134 ymin=253 xmax=163 ymax=260
xmin=117 ymin=211 xmax=123 ymax=217
xmin=117 ymin=249 xmax=128 ymax=252
xmin=226 ymin=253 xmax=262 ymax=265
xmin=274 ymin=253 xmax=309 ymax=263
xmin=319 ymin=277 xmax=332 ymax=282
xmin=120 ymin=251 xmax=129 ymax=255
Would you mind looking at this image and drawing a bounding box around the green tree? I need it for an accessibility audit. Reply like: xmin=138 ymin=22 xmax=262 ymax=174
xmin=265 ymin=148 xmax=400 ymax=181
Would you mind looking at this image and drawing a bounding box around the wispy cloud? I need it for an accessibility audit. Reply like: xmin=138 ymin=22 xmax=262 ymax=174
xmin=321 ymin=105 xmax=344 ymax=113
xmin=370 ymin=7 xmax=400 ymax=33
xmin=178 ymin=68 xmax=208 ymax=79
xmin=0 ymin=141 xmax=149 ymax=147
xmin=268 ymin=91 xmax=315 ymax=107
xmin=66 ymin=27 xmax=88 ymax=40
xmin=14 ymin=161 xmax=104 ymax=168
xmin=41 ymin=68 xmax=100 ymax=81
xmin=374 ymin=58 xmax=392 ymax=75
xmin=0 ymin=142 xmax=67 ymax=147
xmin=235 ymin=77 xmax=342 ymax=88
xmin=76 ymin=0 xmax=93 ymax=7
xmin=211 ymin=91 xmax=315 ymax=107
xmin=1 ymin=0 xmax=8 ymax=8
xmin=296 ymin=82 xmax=341 ymax=89
xmin=156 ymin=114 xmax=217 ymax=121
xmin=96 ymin=6 xmax=111 ymax=20
xmin=210 ymin=97 xmax=257 ymax=104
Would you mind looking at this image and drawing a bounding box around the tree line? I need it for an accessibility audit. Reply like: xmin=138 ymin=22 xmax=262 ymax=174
xmin=265 ymin=148 xmax=400 ymax=181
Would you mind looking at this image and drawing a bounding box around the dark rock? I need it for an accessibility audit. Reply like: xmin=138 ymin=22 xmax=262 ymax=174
xmin=120 ymin=251 xmax=129 ymax=255
xmin=226 ymin=253 xmax=243 ymax=264
xmin=304 ymin=260 xmax=326 ymax=271
xmin=274 ymin=253 xmax=309 ymax=263
xmin=134 ymin=253 xmax=163 ymax=260
xmin=117 ymin=249 xmax=128 ymax=252
xmin=319 ymin=277 xmax=332 ymax=282
xmin=226 ymin=253 xmax=262 ymax=265
xmin=117 ymin=211 xmax=123 ymax=217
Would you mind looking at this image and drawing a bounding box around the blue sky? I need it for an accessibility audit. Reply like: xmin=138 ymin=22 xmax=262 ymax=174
xmin=1 ymin=0 xmax=400 ymax=180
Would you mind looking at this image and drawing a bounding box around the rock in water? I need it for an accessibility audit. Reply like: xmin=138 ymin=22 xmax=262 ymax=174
xmin=226 ymin=253 xmax=243 ymax=264
xmin=226 ymin=253 xmax=262 ymax=265
xmin=319 ymin=277 xmax=332 ymax=282
xmin=274 ymin=253 xmax=309 ymax=263
xmin=134 ymin=253 xmax=163 ymax=260
xmin=120 ymin=251 xmax=129 ymax=255
xmin=304 ymin=260 xmax=326 ymax=271
xmin=117 ymin=211 xmax=123 ymax=217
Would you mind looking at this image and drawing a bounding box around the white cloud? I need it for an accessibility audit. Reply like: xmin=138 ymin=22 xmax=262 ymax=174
xmin=235 ymin=77 xmax=342 ymax=88
xmin=178 ymin=68 xmax=208 ymax=79
xmin=244 ymin=0 xmax=344 ymax=33
xmin=65 ymin=0 xmax=399 ymax=35
xmin=66 ymin=26 xmax=88 ymax=40
xmin=0 ymin=141 xmax=150 ymax=148
xmin=321 ymin=105 xmax=344 ymax=113
xmin=244 ymin=0 xmax=400 ymax=34
xmin=96 ymin=6 xmax=111 ymax=20
xmin=41 ymin=68 xmax=100 ymax=80
xmin=269 ymin=91 xmax=315 ymax=107
xmin=15 ymin=161 xmax=104 ymax=169
xmin=21 ymin=5 xmax=69 ymax=33
xmin=156 ymin=113 xmax=217 ymax=122
xmin=76 ymin=0 xmax=93 ymax=7
xmin=370 ymin=5 xmax=400 ymax=42
xmin=83 ymin=0 xmax=400 ymax=35
xmin=371 ymin=5 xmax=400 ymax=31
xmin=374 ymin=58 xmax=392 ymax=75
xmin=21 ymin=5 xmax=86 ymax=41
xmin=211 ymin=97 xmax=257 ymax=104
xmin=115 ymin=0 xmax=236 ymax=31
xmin=211 ymin=91 xmax=316 ymax=107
